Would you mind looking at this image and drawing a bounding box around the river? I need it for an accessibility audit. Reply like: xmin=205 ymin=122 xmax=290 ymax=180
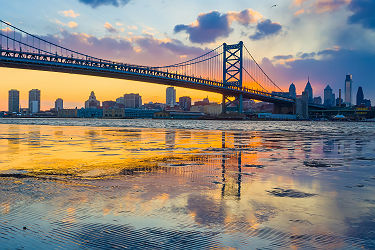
xmin=0 ymin=119 xmax=374 ymax=249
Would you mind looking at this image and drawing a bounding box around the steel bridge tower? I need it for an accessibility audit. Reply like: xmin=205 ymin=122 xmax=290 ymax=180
xmin=222 ymin=41 xmax=243 ymax=114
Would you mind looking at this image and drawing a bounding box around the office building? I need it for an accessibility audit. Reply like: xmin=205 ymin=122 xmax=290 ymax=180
xmin=124 ymin=93 xmax=142 ymax=108
xmin=324 ymin=85 xmax=335 ymax=107
xmin=313 ymin=96 xmax=322 ymax=105
xmin=8 ymin=89 xmax=20 ymax=113
xmin=289 ymin=83 xmax=296 ymax=99
xmin=85 ymin=91 xmax=100 ymax=109
xmin=55 ymin=98 xmax=63 ymax=111
xmin=29 ymin=89 xmax=41 ymax=114
xmin=304 ymin=77 xmax=313 ymax=103
xmin=116 ymin=97 xmax=125 ymax=105
xmin=166 ymin=87 xmax=176 ymax=107
xmin=345 ymin=74 xmax=352 ymax=106
xmin=356 ymin=87 xmax=364 ymax=106
xmin=179 ymin=96 xmax=192 ymax=111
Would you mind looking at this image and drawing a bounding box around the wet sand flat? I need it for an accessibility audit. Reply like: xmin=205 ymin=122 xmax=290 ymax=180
xmin=0 ymin=119 xmax=375 ymax=249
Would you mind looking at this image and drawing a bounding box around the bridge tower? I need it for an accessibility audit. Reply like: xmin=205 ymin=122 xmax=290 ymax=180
xmin=222 ymin=41 xmax=243 ymax=114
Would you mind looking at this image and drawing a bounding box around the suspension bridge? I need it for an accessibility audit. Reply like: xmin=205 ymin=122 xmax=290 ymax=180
xmin=0 ymin=20 xmax=319 ymax=113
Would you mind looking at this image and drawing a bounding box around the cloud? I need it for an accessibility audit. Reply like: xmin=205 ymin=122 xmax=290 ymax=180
xmin=104 ymin=22 xmax=117 ymax=33
xmin=348 ymin=0 xmax=375 ymax=30
xmin=174 ymin=9 xmax=262 ymax=44
xmin=78 ymin=0 xmax=130 ymax=8
xmin=41 ymin=30 xmax=208 ymax=67
xmin=292 ymin=0 xmax=350 ymax=15
xmin=294 ymin=9 xmax=305 ymax=16
xmin=174 ymin=11 xmax=231 ymax=44
xmin=68 ymin=21 xmax=78 ymax=28
xmin=273 ymin=55 xmax=293 ymax=60
xmin=55 ymin=20 xmax=79 ymax=28
xmin=250 ymin=19 xmax=282 ymax=40
xmin=59 ymin=10 xmax=80 ymax=18
xmin=315 ymin=0 xmax=350 ymax=13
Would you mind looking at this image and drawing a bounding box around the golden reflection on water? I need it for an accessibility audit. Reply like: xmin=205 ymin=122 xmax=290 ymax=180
xmin=0 ymin=123 xmax=374 ymax=248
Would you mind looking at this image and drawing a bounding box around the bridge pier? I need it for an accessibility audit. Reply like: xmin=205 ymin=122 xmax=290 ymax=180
xmin=222 ymin=94 xmax=244 ymax=114
xmin=273 ymin=103 xmax=295 ymax=115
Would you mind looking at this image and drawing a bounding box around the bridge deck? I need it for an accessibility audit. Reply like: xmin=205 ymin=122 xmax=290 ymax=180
xmin=0 ymin=49 xmax=295 ymax=104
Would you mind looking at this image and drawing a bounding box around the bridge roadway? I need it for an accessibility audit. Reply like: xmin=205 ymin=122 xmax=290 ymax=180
xmin=0 ymin=49 xmax=295 ymax=104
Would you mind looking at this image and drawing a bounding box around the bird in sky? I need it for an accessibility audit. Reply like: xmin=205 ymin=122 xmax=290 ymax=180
xmin=271 ymin=4 xmax=277 ymax=8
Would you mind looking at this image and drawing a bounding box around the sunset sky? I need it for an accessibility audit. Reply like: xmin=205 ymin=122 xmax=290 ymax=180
xmin=1 ymin=0 xmax=374 ymax=110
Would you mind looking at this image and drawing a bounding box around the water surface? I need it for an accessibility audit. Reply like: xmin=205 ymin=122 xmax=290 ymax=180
xmin=0 ymin=119 xmax=374 ymax=249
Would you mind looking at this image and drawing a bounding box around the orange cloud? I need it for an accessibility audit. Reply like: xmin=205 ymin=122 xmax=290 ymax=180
xmin=59 ymin=10 xmax=80 ymax=18
xmin=314 ymin=0 xmax=351 ymax=13
xmin=294 ymin=9 xmax=305 ymax=16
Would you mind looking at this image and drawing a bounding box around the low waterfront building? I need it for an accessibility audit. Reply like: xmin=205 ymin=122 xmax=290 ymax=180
xmin=58 ymin=108 xmax=78 ymax=118
xmin=154 ymin=110 xmax=204 ymax=119
xmin=191 ymin=103 xmax=222 ymax=116
xmin=77 ymin=108 xmax=103 ymax=118
xmin=257 ymin=113 xmax=296 ymax=120
xmin=103 ymin=108 xmax=125 ymax=118
xmin=125 ymin=108 xmax=159 ymax=118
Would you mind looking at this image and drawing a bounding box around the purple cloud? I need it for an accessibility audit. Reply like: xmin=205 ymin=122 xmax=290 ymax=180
xmin=174 ymin=9 xmax=263 ymax=44
xmin=174 ymin=11 xmax=231 ymax=44
xmin=250 ymin=19 xmax=282 ymax=40
xmin=348 ymin=0 xmax=375 ymax=30
xmin=41 ymin=30 xmax=208 ymax=66
xmin=78 ymin=0 xmax=130 ymax=8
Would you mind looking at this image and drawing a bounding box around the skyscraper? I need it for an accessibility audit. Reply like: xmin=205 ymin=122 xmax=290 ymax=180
xmin=29 ymin=89 xmax=41 ymax=114
xmin=85 ymin=91 xmax=100 ymax=109
xmin=304 ymin=77 xmax=313 ymax=103
xmin=345 ymin=74 xmax=352 ymax=106
xmin=166 ymin=87 xmax=176 ymax=107
xmin=289 ymin=83 xmax=296 ymax=99
xmin=8 ymin=89 xmax=20 ymax=113
xmin=179 ymin=96 xmax=192 ymax=111
xmin=55 ymin=98 xmax=63 ymax=111
xmin=124 ymin=93 xmax=142 ymax=108
xmin=356 ymin=86 xmax=364 ymax=106
xmin=324 ymin=85 xmax=335 ymax=107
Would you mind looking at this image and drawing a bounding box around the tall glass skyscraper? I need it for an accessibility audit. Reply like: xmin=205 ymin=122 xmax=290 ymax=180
xmin=166 ymin=87 xmax=176 ymax=107
xmin=345 ymin=74 xmax=352 ymax=106
xmin=8 ymin=89 xmax=20 ymax=113
xmin=29 ymin=89 xmax=41 ymax=114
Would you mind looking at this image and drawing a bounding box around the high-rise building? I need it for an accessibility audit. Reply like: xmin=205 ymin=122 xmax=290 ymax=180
xmin=85 ymin=91 xmax=100 ymax=109
xmin=324 ymin=85 xmax=335 ymax=107
xmin=116 ymin=97 xmax=125 ymax=105
xmin=356 ymin=86 xmax=364 ymax=106
xmin=304 ymin=77 xmax=313 ymax=103
xmin=124 ymin=93 xmax=142 ymax=108
xmin=289 ymin=83 xmax=296 ymax=99
xmin=29 ymin=89 xmax=41 ymax=113
xmin=55 ymin=98 xmax=63 ymax=111
xmin=179 ymin=96 xmax=192 ymax=111
xmin=166 ymin=87 xmax=176 ymax=107
xmin=8 ymin=89 xmax=20 ymax=113
xmin=313 ymin=96 xmax=322 ymax=105
xmin=345 ymin=74 xmax=352 ymax=106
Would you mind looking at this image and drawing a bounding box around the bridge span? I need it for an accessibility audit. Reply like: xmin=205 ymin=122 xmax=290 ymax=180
xmin=0 ymin=20 xmax=324 ymax=113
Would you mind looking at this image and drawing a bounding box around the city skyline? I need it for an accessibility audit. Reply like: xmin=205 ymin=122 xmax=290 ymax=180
xmin=4 ymin=74 xmax=370 ymax=112
xmin=1 ymin=0 xmax=375 ymax=110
